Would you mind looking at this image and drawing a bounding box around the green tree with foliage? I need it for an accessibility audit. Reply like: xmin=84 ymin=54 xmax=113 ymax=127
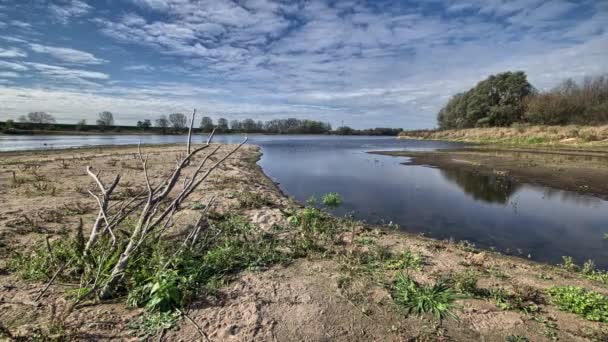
xmin=438 ymin=71 xmax=533 ymax=129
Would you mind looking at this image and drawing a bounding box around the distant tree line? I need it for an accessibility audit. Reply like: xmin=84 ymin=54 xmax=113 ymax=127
xmin=2 ymin=111 xmax=403 ymax=136
xmin=438 ymin=71 xmax=608 ymax=129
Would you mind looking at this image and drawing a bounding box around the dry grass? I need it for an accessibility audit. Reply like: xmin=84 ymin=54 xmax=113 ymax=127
xmin=399 ymin=125 xmax=608 ymax=147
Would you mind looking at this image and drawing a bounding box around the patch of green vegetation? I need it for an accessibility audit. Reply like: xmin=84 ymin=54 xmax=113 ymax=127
xmin=485 ymin=266 xmax=510 ymax=280
xmin=128 ymin=310 xmax=181 ymax=339
xmin=452 ymin=270 xmax=479 ymax=296
xmin=489 ymin=286 xmax=543 ymax=313
xmin=384 ymin=249 xmax=424 ymax=273
xmin=548 ymin=286 xmax=608 ymax=322
xmin=561 ymin=256 xmax=578 ymax=272
xmin=10 ymin=214 xmax=290 ymax=319
xmin=533 ymin=315 xmax=559 ymax=341
xmin=322 ymin=192 xmax=342 ymax=209
xmin=392 ymin=273 xmax=459 ymax=322
xmin=235 ymin=191 xmax=273 ymax=209
xmin=505 ymin=336 xmax=529 ymax=342
xmin=287 ymin=194 xmax=345 ymax=255
xmin=339 ymin=242 xmax=393 ymax=277
xmin=537 ymin=272 xmax=553 ymax=280
xmin=559 ymin=256 xmax=608 ymax=285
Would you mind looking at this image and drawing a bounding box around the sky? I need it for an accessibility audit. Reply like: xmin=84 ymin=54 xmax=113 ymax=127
xmin=0 ymin=0 xmax=606 ymax=129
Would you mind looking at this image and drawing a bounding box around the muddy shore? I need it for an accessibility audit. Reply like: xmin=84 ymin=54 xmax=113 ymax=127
xmin=1 ymin=144 xmax=607 ymax=341
xmin=371 ymin=146 xmax=608 ymax=200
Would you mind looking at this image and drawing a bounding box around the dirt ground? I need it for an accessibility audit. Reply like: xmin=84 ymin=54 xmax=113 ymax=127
xmin=372 ymin=147 xmax=608 ymax=200
xmin=1 ymin=144 xmax=607 ymax=341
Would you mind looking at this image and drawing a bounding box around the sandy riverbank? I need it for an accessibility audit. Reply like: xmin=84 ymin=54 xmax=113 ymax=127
xmin=1 ymin=144 xmax=607 ymax=341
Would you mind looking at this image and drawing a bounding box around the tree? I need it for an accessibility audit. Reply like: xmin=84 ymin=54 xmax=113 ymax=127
xmin=155 ymin=115 xmax=169 ymax=133
xmin=76 ymin=119 xmax=87 ymax=131
xmin=97 ymin=111 xmax=114 ymax=127
xmin=137 ymin=119 xmax=152 ymax=129
xmin=217 ymin=118 xmax=229 ymax=132
xmin=22 ymin=112 xmax=56 ymax=124
xmin=437 ymin=71 xmax=533 ymax=129
xmin=169 ymin=113 xmax=187 ymax=129
xmin=241 ymin=118 xmax=257 ymax=132
xmin=200 ymin=116 xmax=214 ymax=132
xmin=230 ymin=119 xmax=241 ymax=131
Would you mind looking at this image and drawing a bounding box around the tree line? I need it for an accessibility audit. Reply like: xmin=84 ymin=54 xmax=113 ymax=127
xmin=3 ymin=111 xmax=402 ymax=136
xmin=437 ymin=71 xmax=608 ymax=129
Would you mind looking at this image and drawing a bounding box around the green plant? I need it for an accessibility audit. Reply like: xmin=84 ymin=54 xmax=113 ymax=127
xmin=452 ymin=270 xmax=479 ymax=295
xmin=533 ymin=315 xmax=559 ymax=341
xmin=322 ymin=192 xmax=342 ymax=209
xmin=385 ymin=249 xmax=423 ymax=274
xmin=128 ymin=310 xmax=180 ymax=338
xmin=392 ymin=273 xmax=459 ymax=322
xmin=505 ymin=336 xmax=529 ymax=342
xmin=548 ymin=286 xmax=608 ymax=322
xmin=561 ymin=256 xmax=578 ymax=272
xmin=489 ymin=286 xmax=542 ymax=313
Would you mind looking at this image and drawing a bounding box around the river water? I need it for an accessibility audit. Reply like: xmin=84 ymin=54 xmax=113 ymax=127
xmin=2 ymin=134 xmax=607 ymax=267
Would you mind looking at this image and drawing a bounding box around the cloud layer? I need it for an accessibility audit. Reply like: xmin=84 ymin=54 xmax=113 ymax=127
xmin=0 ymin=0 xmax=607 ymax=128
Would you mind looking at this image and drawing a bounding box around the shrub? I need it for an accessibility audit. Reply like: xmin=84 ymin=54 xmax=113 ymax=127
xmin=548 ymin=286 xmax=608 ymax=322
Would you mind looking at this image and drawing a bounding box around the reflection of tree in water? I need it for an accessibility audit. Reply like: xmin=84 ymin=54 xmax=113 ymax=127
xmin=439 ymin=168 xmax=520 ymax=204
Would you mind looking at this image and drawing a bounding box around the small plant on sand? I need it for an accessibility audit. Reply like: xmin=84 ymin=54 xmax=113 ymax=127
xmin=560 ymin=255 xmax=578 ymax=272
xmin=287 ymin=193 xmax=344 ymax=254
xmin=385 ymin=249 xmax=424 ymax=274
xmin=490 ymin=286 xmax=543 ymax=313
xmin=322 ymin=192 xmax=342 ymax=209
xmin=392 ymin=273 xmax=459 ymax=322
xmin=505 ymin=336 xmax=529 ymax=342
xmin=128 ymin=310 xmax=181 ymax=339
xmin=452 ymin=269 xmax=479 ymax=296
xmin=548 ymin=286 xmax=608 ymax=322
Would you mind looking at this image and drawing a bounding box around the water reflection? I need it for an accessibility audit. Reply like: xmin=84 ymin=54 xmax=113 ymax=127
xmin=439 ymin=168 xmax=520 ymax=204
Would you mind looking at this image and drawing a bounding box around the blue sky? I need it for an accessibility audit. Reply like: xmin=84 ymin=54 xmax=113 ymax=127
xmin=0 ymin=0 xmax=606 ymax=129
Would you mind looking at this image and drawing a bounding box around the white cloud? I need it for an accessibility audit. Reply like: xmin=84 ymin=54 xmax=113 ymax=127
xmin=28 ymin=43 xmax=107 ymax=65
xmin=123 ymin=64 xmax=155 ymax=72
xmin=49 ymin=0 xmax=92 ymax=24
xmin=0 ymin=60 xmax=28 ymax=71
xmin=0 ymin=47 xmax=27 ymax=58
xmin=0 ymin=71 xmax=20 ymax=78
xmin=26 ymin=62 xmax=110 ymax=81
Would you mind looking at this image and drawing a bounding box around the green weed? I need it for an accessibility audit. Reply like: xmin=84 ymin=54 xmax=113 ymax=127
xmin=128 ymin=310 xmax=180 ymax=339
xmin=548 ymin=286 xmax=608 ymax=322
xmin=505 ymin=336 xmax=529 ymax=342
xmin=392 ymin=273 xmax=459 ymax=322
xmin=452 ymin=270 xmax=479 ymax=296
xmin=322 ymin=192 xmax=342 ymax=209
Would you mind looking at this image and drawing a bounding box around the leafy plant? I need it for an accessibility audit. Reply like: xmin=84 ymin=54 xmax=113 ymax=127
xmin=392 ymin=273 xmax=459 ymax=322
xmin=452 ymin=270 xmax=479 ymax=295
xmin=505 ymin=336 xmax=529 ymax=342
xmin=385 ymin=249 xmax=423 ymax=274
xmin=128 ymin=310 xmax=180 ymax=338
xmin=548 ymin=286 xmax=608 ymax=322
xmin=322 ymin=192 xmax=342 ymax=209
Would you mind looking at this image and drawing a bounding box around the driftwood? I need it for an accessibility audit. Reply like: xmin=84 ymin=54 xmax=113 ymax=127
xmin=77 ymin=109 xmax=248 ymax=299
